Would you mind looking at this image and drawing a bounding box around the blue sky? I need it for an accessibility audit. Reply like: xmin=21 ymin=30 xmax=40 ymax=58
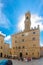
xmin=0 ymin=0 xmax=43 ymax=47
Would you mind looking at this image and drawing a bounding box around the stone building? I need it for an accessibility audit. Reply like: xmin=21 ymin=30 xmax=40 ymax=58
xmin=4 ymin=43 xmax=10 ymax=57
xmin=0 ymin=34 xmax=10 ymax=57
xmin=0 ymin=34 xmax=5 ymax=57
xmin=40 ymin=47 xmax=43 ymax=57
xmin=12 ymin=12 xmax=40 ymax=58
xmin=9 ymin=48 xmax=12 ymax=56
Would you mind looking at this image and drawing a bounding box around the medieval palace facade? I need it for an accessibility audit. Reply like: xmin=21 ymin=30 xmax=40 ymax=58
xmin=12 ymin=12 xmax=40 ymax=58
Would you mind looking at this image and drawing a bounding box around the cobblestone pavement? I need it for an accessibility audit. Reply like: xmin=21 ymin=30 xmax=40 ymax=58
xmin=12 ymin=58 xmax=43 ymax=65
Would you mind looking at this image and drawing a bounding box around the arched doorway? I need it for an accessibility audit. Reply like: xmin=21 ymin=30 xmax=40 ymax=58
xmin=0 ymin=53 xmax=3 ymax=57
xmin=20 ymin=52 xmax=22 ymax=58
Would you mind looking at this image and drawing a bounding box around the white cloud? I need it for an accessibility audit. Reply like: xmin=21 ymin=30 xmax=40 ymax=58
xmin=17 ymin=15 xmax=25 ymax=31
xmin=0 ymin=31 xmax=11 ymax=44
xmin=0 ymin=3 xmax=11 ymax=29
xmin=31 ymin=14 xmax=43 ymax=31
xmin=0 ymin=31 xmax=11 ymax=47
xmin=40 ymin=42 xmax=43 ymax=47
xmin=0 ymin=13 xmax=11 ymax=29
xmin=4 ymin=35 xmax=11 ymax=41
xmin=4 ymin=35 xmax=11 ymax=48
xmin=18 ymin=14 xmax=43 ymax=31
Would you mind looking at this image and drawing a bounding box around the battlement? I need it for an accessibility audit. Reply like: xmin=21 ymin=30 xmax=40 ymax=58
xmin=31 ymin=25 xmax=39 ymax=30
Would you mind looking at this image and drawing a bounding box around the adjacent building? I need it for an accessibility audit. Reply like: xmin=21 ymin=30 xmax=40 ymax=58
xmin=0 ymin=34 xmax=10 ymax=57
xmin=12 ymin=12 xmax=40 ymax=58
xmin=40 ymin=47 xmax=43 ymax=57
xmin=4 ymin=43 xmax=10 ymax=57
xmin=0 ymin=34 xmax=5 ymax=57
xmin=9 ymin=48 xmax=12 ymax=56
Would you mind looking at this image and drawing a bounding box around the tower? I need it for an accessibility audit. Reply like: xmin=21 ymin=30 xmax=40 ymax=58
xmin=24 ymin=12 xmax=31 ymax=31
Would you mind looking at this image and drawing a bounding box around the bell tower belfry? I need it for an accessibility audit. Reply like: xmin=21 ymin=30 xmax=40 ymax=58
xmin=24 ymin=12 xmax=31 ymax=31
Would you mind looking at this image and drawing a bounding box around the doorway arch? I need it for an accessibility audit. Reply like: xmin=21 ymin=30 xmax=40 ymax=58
xmin=20 ymin=52 xmax=22 ymax=58
xmin=0 ymin=53 xmax=3 ymax=57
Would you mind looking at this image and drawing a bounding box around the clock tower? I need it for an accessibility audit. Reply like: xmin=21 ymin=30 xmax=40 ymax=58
xmin=24 ymin=12 xmax=31 ymax=31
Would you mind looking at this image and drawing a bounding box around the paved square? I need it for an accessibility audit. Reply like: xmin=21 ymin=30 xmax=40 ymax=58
xmin=12 ymin=58 xmax=43 ymax=65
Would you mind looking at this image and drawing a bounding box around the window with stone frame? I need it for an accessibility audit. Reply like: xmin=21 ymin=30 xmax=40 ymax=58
xmin=13 ymin=47 xmax=15 ymax=49
xmin=22 ymin=46 xmax=25 ymax=49
xmin=18 ymin=46 xmax=21 ymax=49
xmin=1 ymin=46 xmax=2 ymax=49
xmin=22 ymin=34 xmax=24 ymax=36
xmin=22 ymin=39 xmax=24 ymax=42
xmin=32 ymin=53 xmax=34 ymax=55
xmin=26 ymin=16 xmax=28 ymax=19
xmin=16 ymin=46 xmax=17 ymax=49
xmin=33 ymin=32 xmax=35 ymax=34
xmin=32 ymin=37 xmax=35 ymax=40
xmin=26 ymin=52 xmax=28 ymax=55
xmin=15 ymin=40 xmax=17 ymax=43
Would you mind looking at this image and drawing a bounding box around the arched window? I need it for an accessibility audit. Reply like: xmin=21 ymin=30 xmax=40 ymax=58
xmin=26 ymin=53 xmax=28 ymax=55
xmin=15 ymin=40 xmax=17 ymax=43
xmin=13 ymin=47 xmax=15 ymax=49
xmin=33 ymin=32 xmax=35 ymax=34
xmin=22 ymin=46 xmax=25 ymax=49
xmin=22 ymin=34 xmax=24 ymax=36
xmin=16 ymin=46 xmax=17 ymax=49
xmin=1 ymin=47 xmax=2 ymax=49
xmin=32 ymin=37 xmax=35 ymax=40
xmin=22 ymin=39 xmax=24 ymax=42
xmin=18 ymin=46 xmax=21 ymax=49
xmin=26 ymin=16 xmax=28 ymax=19
xmin=32 ymin=53 xmax=34 ymax=55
